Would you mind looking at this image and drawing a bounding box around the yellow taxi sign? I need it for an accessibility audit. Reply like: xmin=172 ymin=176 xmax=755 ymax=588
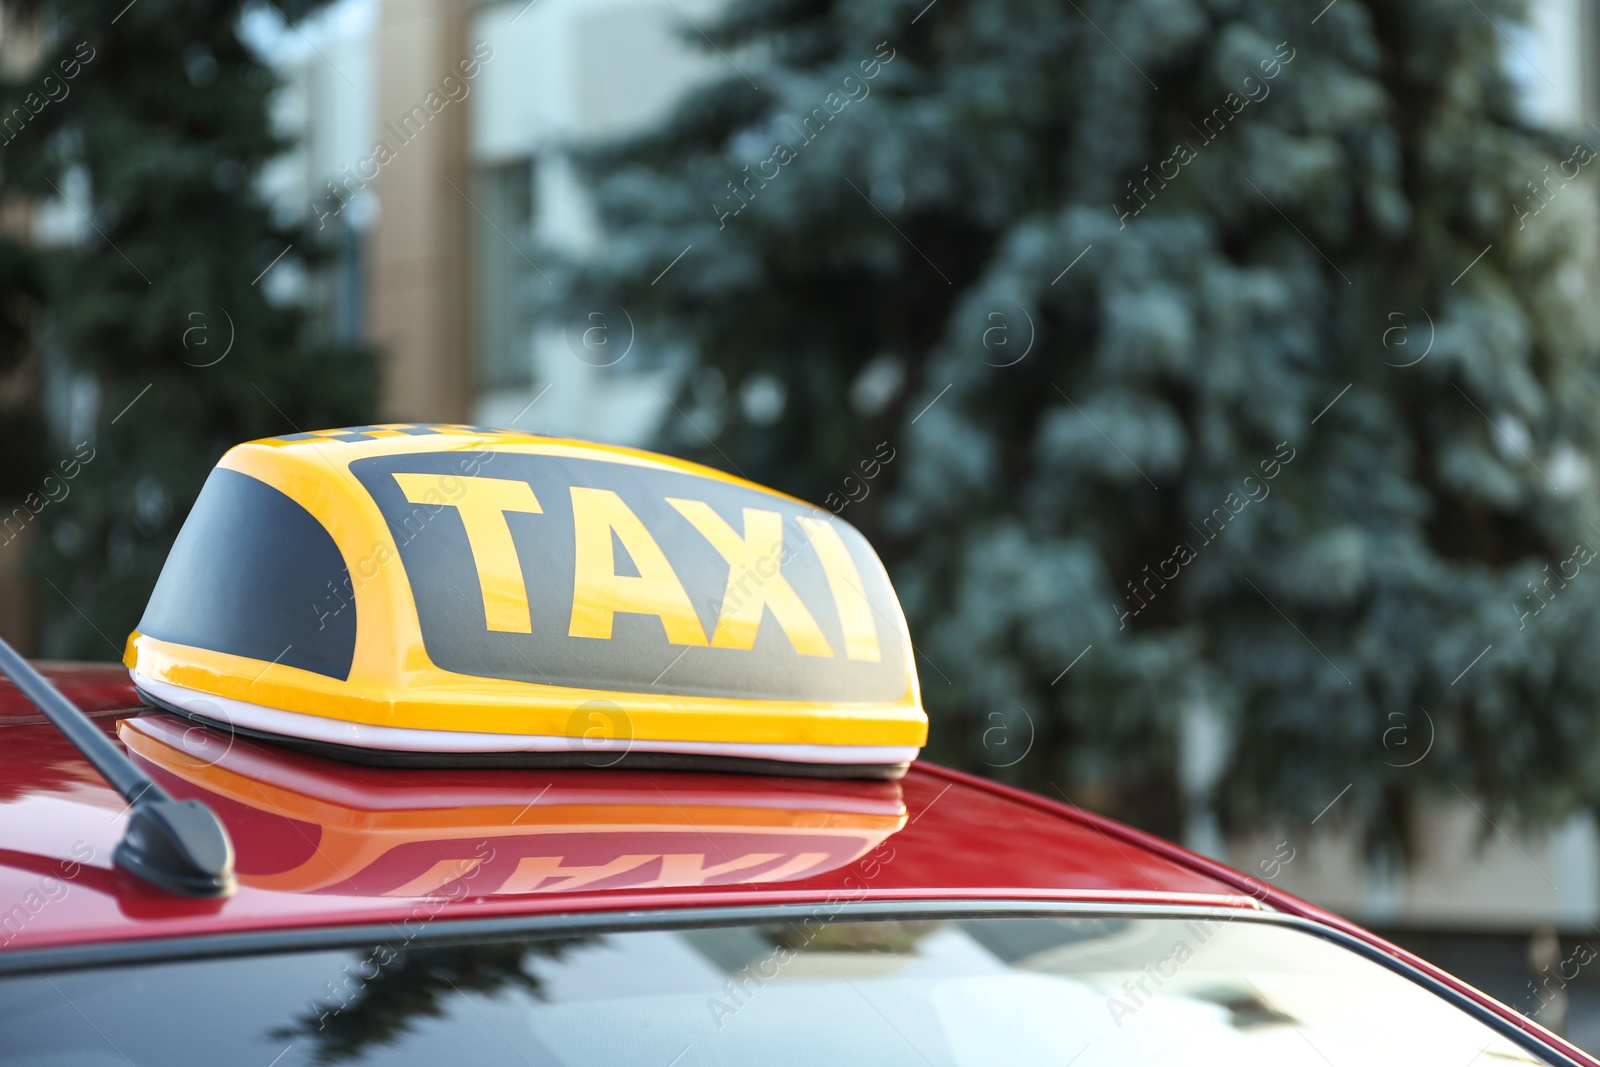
xmin=124 ymin=425 xmax=926 ymax=778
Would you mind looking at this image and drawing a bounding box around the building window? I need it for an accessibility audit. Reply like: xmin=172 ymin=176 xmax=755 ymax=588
xmin=475 ymin=158 xmax=537 ymax=389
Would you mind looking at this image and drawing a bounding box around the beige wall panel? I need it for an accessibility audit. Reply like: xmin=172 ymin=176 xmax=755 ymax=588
xmin=369 ymin=0 xmax=474 ymax=422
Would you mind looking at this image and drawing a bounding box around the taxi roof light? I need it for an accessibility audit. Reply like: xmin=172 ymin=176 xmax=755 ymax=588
xmin=124 ymin=426 xmax=927 ymax=778
xmin=0 ymin=634 xmax=236 ymax=898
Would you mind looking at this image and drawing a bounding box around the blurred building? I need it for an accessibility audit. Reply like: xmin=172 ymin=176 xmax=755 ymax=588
xmin=256 ymin=0 xmax=724 ymax=446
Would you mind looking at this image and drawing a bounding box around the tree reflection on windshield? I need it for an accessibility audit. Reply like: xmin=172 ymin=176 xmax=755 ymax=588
xmin=271 ymin=937 xmax=592 ymax=1065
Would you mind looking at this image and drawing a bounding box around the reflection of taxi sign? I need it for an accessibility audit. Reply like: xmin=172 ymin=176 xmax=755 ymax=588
xmin=119 ymin=715 xmax=907 ymax=895
xmin=124 ymin=426 xmax=926 ymax=778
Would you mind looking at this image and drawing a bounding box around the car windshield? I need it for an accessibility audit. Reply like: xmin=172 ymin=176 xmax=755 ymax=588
xmin=0 ymin=912 xmax=1553 ymax=1066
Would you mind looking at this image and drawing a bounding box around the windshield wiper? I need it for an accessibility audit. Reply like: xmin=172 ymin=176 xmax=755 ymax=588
xmin=0 ymin=636 xmax=236 ymax=898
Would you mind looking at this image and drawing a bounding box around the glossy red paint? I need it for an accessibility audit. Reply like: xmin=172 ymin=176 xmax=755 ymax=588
xmin=1 ymin=663 xmax=1594 ymax=1066
xmin=0 ymin=667 xmax=1248 ymax=953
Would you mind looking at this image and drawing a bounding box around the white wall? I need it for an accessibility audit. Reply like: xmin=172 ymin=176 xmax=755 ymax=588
xmin=1234 ymin=805 xmax=1600 ymax=931
xmin=249 ymin=0 xmax=377 ymax=227
xmin=1512 ymin=0 xmax=1587 ymax=129
xmin=470 ymin=0 xmax=725 ymax=445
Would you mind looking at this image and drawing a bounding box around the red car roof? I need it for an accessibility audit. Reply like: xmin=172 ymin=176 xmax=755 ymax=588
xmin=0 ymin=664 xmax=1257 ymax=955
xmin=2 ymin=663 xmax=1594 ymax=1065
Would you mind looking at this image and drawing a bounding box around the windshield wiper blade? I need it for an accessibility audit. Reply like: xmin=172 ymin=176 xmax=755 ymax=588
xmin=0 ymin=637 xmax=236 ymax=898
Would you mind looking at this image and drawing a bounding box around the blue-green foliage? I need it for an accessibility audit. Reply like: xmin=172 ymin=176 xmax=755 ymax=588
xmin=549 ymin=0 xmax=1600 ymax=845
xmin=0 ymin=0 xmax=375 ymax=658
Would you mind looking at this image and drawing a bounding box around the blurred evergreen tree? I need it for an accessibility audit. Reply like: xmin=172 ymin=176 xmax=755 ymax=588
xmin=0 ymin=0 xmax=374 ymax=657
xmin=550 ymin=0 xmax=1600 ymax=846
xmin=0 ymin=240 xmax=49 ymax=502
